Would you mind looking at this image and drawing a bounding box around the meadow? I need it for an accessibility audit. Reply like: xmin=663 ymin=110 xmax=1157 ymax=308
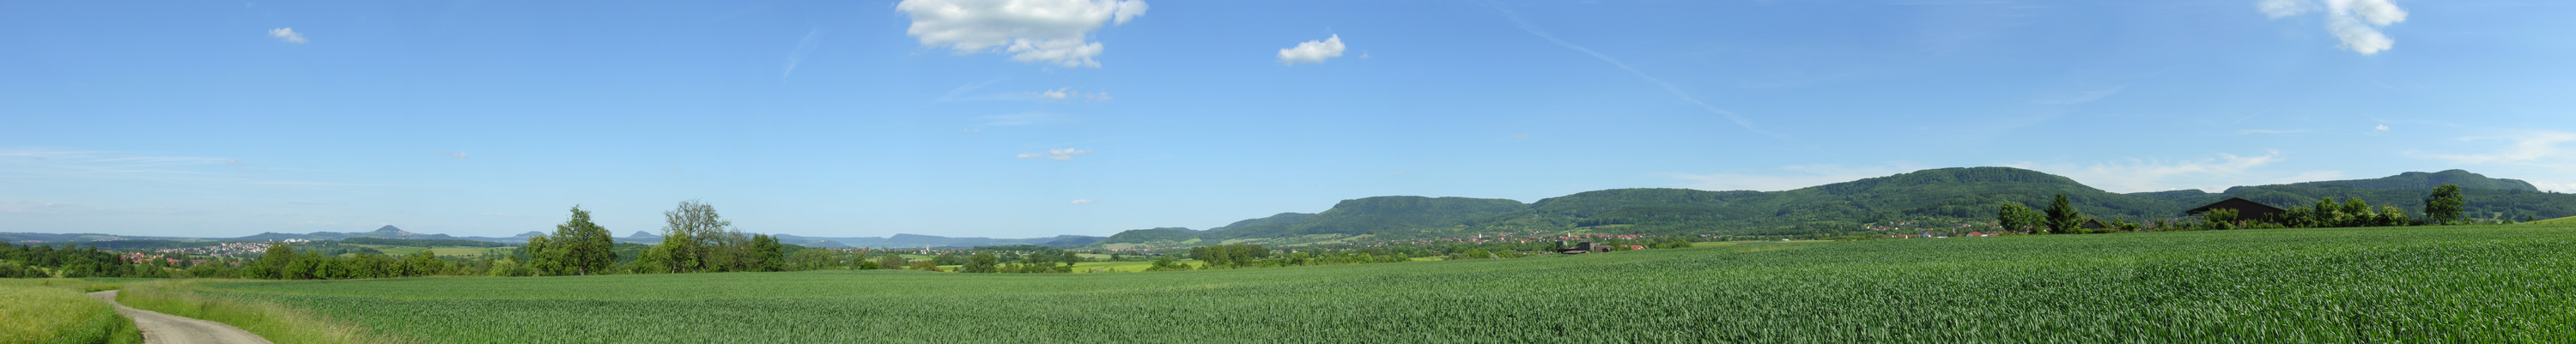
xmin=135 ymin=224 xmax=2576 ymax=343
xmin=0 ymin=280 xmax=137 ymax=344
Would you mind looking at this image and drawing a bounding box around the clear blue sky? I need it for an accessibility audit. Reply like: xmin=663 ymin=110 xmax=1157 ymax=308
xmin=4 ymin=0 xmax=2571 ymax=238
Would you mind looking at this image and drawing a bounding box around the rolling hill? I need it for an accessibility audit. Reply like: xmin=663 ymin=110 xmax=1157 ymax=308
xmin=1101 ymin=167 xmax=2576 ymax=246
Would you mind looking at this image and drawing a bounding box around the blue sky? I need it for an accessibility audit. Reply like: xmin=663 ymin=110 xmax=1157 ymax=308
xmin=4 ymin=0 xmax=2572 ymax=238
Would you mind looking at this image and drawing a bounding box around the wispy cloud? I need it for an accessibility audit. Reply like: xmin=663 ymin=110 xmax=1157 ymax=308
xmin=2407 ymin=131 xmax=2576 ymax=166
xmin=269 ymin=27 xmax=307 ymax=44
xmin=436 ymin=152 xmax=470 ymax=159
xmin=933 ymin=81 xmax=1112 ymax=103
xmin=0 ymin=148 xmax=370 ymax=186
xmin=1068 ymin=199 xmax=1097 ymax=204
xmin=1278 ymin=34 xmax=1346 ymax=65
xmin=2033 ymin=86 xmax=2126 ymax=105
xmin=2371 ymin=124 xmax=2391 ymax=133
xmin=2258 ymin=0 xmax=2409 ymax=55
xmin=1017 ymin=148 xmax=1091 ymax=160
xmin=1490 ymin=3 xmax=1779 ymax=139
xmin=783 ymin=27 xmax=824 ymax=76
xmin=980 ymin=112 xmax=1076 ymax=126
xmin=242 ymin=181 xmax=398 ymax=186
xmin=1029 ymin=88 xmax=1113 ymax=101
xmin=2235 ymin=129 xmax=2310 ymax=136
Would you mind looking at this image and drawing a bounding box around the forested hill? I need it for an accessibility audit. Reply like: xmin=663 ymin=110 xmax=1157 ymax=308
xmin=1100 ymin=167 xmax=2576 ymax=246
xmin=2131 ymin=169 xmax=2570 ymax=222
xmin=2274 ymin=169 xmax=2538 ymax=191
xmin=1195 ymin=196 xmax=1528 ymax=240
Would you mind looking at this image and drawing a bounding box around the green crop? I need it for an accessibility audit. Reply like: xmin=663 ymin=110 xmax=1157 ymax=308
xmin=180 ymin=224 xmax=2576 ymax=342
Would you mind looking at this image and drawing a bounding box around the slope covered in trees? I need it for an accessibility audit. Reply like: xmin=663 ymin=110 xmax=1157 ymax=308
xmin=2138 ymin=169 xmax=2574 ymax=223
xmin=1198 ymin=196 xmax=1528 ymax=240
xmin=1103 ymin=167 xmax=2576 ymax=245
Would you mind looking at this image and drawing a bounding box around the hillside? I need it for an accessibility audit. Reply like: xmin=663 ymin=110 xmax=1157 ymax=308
xmin=1100 ymin=227 xmax=1199 ymax=244
xmin=2160 ymin=169 xmax=2574 ymax=222
xmin=1103 ymin=167 xmax=2576 ymax=247
xmin=2280 ymin=169 xmax=2539 ymax=191
xmin=1198 ymin=196 xmax=1528 ymax=240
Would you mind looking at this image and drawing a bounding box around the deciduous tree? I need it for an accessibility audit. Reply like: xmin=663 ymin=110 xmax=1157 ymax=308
xmin=2426 ymin=184 xmax=2465 ymax=225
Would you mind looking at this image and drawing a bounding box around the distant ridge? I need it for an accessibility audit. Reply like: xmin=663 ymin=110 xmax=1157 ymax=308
xmin=16 ymin=168 xmax=2571 ymax=249
xmin=1100 ymin=167 xmax=2576 ymax=246
xmin=2269 ymin=169 xmax=2538 ymax=191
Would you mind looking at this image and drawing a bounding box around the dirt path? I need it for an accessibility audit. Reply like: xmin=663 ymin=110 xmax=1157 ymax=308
xmin=86 ymin=291 xmax=274 ymax=344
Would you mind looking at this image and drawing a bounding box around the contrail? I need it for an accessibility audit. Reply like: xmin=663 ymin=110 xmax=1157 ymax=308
xmin=1490 ymin=3 xmax=1783 ymax=139
xmin=784 ymin=27 xmax=823 ymax=77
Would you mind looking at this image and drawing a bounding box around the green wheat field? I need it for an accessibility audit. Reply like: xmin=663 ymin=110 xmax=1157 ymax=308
xmin=149 ymin=224 xmax=2576 ymax=343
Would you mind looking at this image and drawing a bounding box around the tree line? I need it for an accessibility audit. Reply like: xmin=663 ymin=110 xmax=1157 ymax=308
xmin=2000 ymin=184 xmax=2475 ymax=233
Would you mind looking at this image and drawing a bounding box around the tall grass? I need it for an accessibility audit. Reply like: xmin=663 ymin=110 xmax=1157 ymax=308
xmin=114 ymin=280 xmax=415 ymax=344
xmin=0 ymin=280 xmax=139 ymax=344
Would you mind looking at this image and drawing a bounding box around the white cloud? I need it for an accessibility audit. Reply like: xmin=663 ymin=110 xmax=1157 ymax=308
xmin=436 ymin=152 xmax=469 ymax=159
xmin=1027 ymin=88 xmax=1112 ymax=101
xmin=269 ymin=27 xmax=307 ymax=44
xmin=2007 ymin=151 xmax=2338 ymax=193
xmin=896 ymin=0 xmax=1149 ymax=68
xmin=1670 ymin=163 xmax=1928 ymax=191
xmin=2410 ymin=131 xmax=2576 ymax=165
xmin=1017 ymin=148 xmax=1091 ymax=160
xmin=1068 ymin=199 xmax=1097 ymax=204
xmin=1277 ymin=34 xmax=1346 ymax=65
xmin=2256 ymin=0 xmax=2313 ymax=18
xmin=2258 ymin=0 xmax=2409 ymax=55
xmin=2372 ymin=124 xmax=2391 ymax=133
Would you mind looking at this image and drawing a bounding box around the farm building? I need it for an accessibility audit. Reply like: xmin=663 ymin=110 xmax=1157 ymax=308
xmin=2184 ymin=197 xmax=2286 ymax=222
xmin=2080 ymin=219 xmax=2109 ymax=230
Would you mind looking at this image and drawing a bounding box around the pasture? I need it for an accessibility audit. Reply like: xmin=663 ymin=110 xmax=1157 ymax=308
xmin=144 ymin=224 xmax=2576 ymax=342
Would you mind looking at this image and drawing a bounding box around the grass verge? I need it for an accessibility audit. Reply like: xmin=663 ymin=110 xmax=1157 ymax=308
xmin=0 ymin=280 xmax=141 ymax=344
xmin=115 ymin=280 xmax=415 ymax=344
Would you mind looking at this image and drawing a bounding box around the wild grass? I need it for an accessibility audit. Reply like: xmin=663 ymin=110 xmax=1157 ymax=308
xmin=2526 ymin=216 xmax=2576 ymax=226
xmin=0 ymin=280 xmax=139 ymax=344
xmin=178 ymin=224 xmax=2576 ymax=342
xmin=113 ymin=280 xmax=415 ymax=344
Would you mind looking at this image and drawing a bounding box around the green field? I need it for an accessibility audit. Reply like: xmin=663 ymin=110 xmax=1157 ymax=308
xmin=140 ymin=224 xmax=2576 ymax=342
